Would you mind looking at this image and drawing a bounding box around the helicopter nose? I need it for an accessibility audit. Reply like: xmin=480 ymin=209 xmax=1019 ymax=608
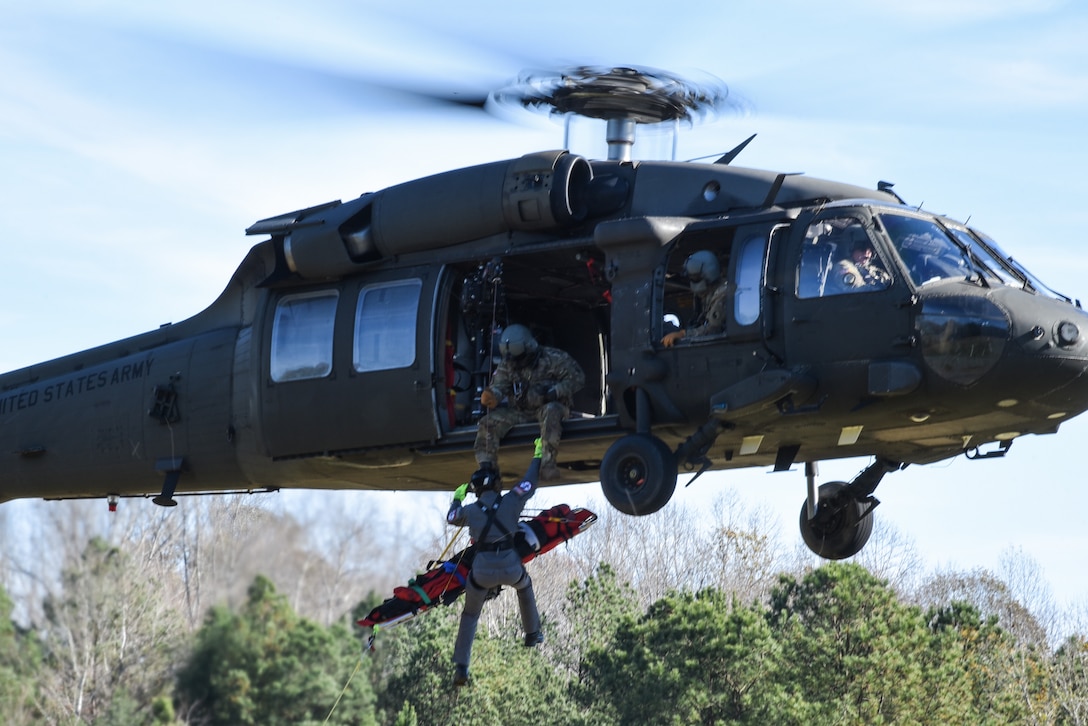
xmin=916 ymin=291 xmax=1088 ymax=424
xmin=1007 ymin=303 xmax=1088 ymax=416
xmin=915 ymin=295 xmax=1010 ymax=387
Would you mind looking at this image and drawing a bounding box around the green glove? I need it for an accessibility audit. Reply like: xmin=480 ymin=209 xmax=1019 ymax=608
xmin=533 ymin=438 xmax=543 ymax=459
xmin=453 ymin=483 xmax=469 ymax=503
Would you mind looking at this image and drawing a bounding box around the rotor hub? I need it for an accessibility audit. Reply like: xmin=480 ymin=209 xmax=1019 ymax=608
xmin=495 ymin=66 xmax=731 ymax=161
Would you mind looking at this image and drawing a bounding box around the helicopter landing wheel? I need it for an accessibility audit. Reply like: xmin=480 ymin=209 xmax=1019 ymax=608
xmin=600 ymin=434 xmax=678 ymax=516
xmin=798 ymin=481 xmax=874 ymax=559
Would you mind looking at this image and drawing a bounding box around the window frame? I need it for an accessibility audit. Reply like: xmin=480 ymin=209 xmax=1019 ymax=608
xmin=269 ymin=290 xmax=339 ymax=382
xmin=733 ymin=232 xmax=767 ymax=326
xmin=353 ymin=278 xmax=423 ymax=373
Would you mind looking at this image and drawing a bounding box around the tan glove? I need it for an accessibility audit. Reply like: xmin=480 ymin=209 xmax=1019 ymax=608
xmin=480 ymin=390 xmax=499 ymax=409
xmin=661 ymin=330 xmax=686 ymax=347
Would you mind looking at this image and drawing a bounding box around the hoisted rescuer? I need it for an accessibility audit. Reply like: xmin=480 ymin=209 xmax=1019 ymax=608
xmin=447 ymin=438 xmax=546 ymax=687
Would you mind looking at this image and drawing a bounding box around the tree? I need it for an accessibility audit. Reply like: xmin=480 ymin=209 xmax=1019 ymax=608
xmin=35 ymin=536 xmax=183 ymax=724
xmin=580 ymin=588 xmax=788 ymax=725
xmin=373 ymin=603 xmax=581 ymax=726
xmin=916 ymin=567 xmax=1049 ymax=648
xmin=769 ymin=562 xmax=934 ymax=724
xmin=176 ymin=575 xmax=376 ymax=725
xmin=924 ymin=600 xmax=1037 ymax=724
xmin=0 ymin=583 xmax=42 ymax=725
xmin=552 ymin=563 xmax=640 ymax=684
xmin=1051 ymin=635 xmax=1088 ymax=724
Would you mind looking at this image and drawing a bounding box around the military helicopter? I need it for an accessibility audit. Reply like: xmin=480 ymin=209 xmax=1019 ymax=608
xmin=3 ymin=66 xmax=1088 ymax=560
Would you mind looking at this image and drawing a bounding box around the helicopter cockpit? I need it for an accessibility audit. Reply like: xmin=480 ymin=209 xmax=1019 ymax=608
xmin=797 ymin=218 xmax=892 ymax=298
xmin=877 ymin=211 xmax=1068 ymax=300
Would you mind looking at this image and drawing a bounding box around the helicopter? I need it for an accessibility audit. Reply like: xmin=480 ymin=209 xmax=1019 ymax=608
xmin=3 ymin=65 xmax=1088 ymax=561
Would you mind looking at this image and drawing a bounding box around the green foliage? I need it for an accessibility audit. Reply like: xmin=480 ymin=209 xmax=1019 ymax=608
xmin=391 ymin=701 xmax=418 ymax=726
xmin=924 ymin=599 xmax=1041 ymax=724
xmin=769 ymin=562 xmax=932 ymax=723
xmin=0 ymin=584 xmax=42 ymax=725
xmin=175 ymin=575 xmax=376 ymax=725
xmin=768 ymin=562 xmax=1043 ymax=724
xmin=361 ymin=560 xmax=1084 ymax=725
xmin=581 ymin=588 xmax=787 ymax=725
xmin=95 ymin=690 xmax=143 ymax=726
xmin=372 ymin=606 xmax=459 ymax=717
xmin=1052 ymin=635 xmax=1088 ymax=723
xmin=9 ymin=504 xmax=1088 ymax=724
xmin=37 ymin=536 xmax=181 ymax=724
xmin=559 ymin=563 xmax=640 ymax=682
xmin=373 ymin=600 xmax=580 ymax=726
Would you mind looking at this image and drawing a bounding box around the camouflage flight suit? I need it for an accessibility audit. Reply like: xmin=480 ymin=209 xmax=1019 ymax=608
xmin=836 ymin=257 xmax=892 ymax=289
xmin=685 ymin=279 xmax=730 ymax=339
xmin=447 ymin=455 xmax=541 ymax=673
xmin=474 ymin=346 xmax=585 ymax=474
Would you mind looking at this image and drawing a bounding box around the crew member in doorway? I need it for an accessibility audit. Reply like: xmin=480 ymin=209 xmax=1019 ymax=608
xmin=662 ymin=250 xmax=729 ymax=346
xmin=474 ymin=324 xmax=585 ymax=481
xmin=449 ymin=439 xmax=545 ymax=687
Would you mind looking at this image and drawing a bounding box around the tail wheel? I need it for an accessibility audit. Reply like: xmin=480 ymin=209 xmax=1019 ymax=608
xmin=799 ymin=481 xmax=874 ymax=560
xmin=600 ymin=434 xmax=678 ymax=516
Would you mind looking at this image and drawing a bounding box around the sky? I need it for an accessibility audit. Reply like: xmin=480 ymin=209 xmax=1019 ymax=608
xmin=3 ymin=1 xmax=1088 ymax=610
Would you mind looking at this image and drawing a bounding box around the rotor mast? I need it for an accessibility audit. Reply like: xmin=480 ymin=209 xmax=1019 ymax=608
xmin=497 ymin=66 xmax=729 ymax=162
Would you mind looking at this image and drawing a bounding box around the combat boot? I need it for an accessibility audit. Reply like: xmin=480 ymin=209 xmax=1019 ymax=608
xmin=540 ymin=445 xmax=560 ymax=481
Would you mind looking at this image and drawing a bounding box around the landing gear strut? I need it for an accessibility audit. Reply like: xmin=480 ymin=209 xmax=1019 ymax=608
xmin=798 ymin=458 xmax=901 ymax=560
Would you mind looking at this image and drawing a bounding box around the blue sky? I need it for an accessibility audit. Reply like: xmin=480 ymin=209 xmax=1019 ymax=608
xmin=3 ymin=2 xmax=1088 ymax=607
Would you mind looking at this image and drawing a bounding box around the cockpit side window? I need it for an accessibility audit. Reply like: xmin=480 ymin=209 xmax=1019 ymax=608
xmin=797 ymin=217 xmax=891 ymax=298
xmin=734 ymin=233 xmax=765 ymax=325
xmin=879 ymin=214 xmax=970 ymax=287
xmin=270 ymin=291 xmax=339 ymax=382
xmin=354 ymin=279 xmax=423 ymax=372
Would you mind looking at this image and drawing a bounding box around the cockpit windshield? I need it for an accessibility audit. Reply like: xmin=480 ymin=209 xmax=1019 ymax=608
xmin=943 ymin=226 xmax=1024 ymax=289
xmin=878 ymin=211 xmax=1069 ymax=300
xmin=878 ymin=214 xmax=974 ymax=287
xmin=969 ymin=228 xmax=1070 ymax=301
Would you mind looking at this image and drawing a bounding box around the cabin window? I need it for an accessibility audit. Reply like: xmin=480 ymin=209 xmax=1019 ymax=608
xmin=797 ymin=217 xmax=890 ymax=298
xmin=270 ymin=291 xmax=339 ymax=382
xmin=734 ymin=234 xmax=765 ymax=325
xmin=354 ymin=279 xmax=422 ymax=372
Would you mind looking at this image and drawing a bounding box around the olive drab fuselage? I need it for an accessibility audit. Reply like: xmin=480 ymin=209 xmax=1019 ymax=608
xmin=3 ymin=150 xmax=1087 ymax=554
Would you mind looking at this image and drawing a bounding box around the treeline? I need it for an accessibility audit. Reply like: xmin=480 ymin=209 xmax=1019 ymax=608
xmin=2 ymin=493 xmax=1087 ymax=724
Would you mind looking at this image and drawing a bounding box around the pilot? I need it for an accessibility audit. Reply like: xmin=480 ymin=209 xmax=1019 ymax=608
xmin=449 ymin=440 xmax=545 ymax=687
xmin=836 ymin=231 xmax=891 ymax=289
xmin=475 ymin=324 xmax=585 ymax=481
xmin=661 ymin=250 xmax=729 ymax=347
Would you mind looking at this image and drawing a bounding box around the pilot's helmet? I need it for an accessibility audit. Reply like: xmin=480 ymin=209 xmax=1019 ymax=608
xmin=683 ymin=251 xmax=721 ymax=295
xmin=498 ymin=324 xmax=539 ymax=366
